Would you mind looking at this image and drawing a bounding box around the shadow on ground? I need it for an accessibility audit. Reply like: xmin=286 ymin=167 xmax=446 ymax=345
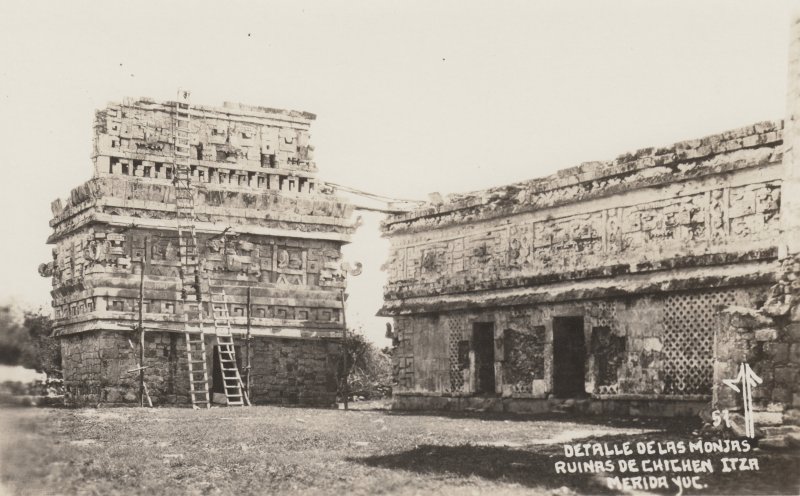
xmin=354 ymin=443 xmax=615 ymax=494
xmin=351 ymin=432 xmax=800 ymax=495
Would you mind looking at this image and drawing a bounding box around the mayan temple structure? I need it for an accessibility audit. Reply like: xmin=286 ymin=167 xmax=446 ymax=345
xmin=380 ymin=119 xmax=785 ymax=417
xmin=379 ymin=18 xmax=800 ymax=429
xmin=41 ymin=95 xmax=355 ymax=407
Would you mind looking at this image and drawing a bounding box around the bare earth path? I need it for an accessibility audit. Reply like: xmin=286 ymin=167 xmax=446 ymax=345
xmin=0 ymin=405 xmax=797 ymax=495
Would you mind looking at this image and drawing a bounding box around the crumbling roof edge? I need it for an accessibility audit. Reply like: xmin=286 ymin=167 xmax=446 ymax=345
xmin=112 ymin=97 xmax=316 ymax=123
xmin=382 ymin=119 xmax=784 ymax=229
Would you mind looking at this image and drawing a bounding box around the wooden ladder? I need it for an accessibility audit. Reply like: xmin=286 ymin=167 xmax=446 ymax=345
xmin=209 ymin=284 xmax=250 ymax=407
xmin=173 ymin=89 xmax=210 ymax=409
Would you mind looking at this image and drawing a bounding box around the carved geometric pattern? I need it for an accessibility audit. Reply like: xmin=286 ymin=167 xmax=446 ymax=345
xmin=588 ymin=301 xmax=619 ymax=394
xmin=385 ymin=181 xmax=781 ymax=289
xmin=594 ymin=301 xmax=617 ymax=331
xmin=662 ymin=290 xmax=743 ymax=395
xmin=447 ymin=314 xmax=468 ymax=393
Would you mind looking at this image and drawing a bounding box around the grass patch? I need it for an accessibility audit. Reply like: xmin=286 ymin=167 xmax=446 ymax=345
xmin=0 ymin=406 xmax=797 ymax=495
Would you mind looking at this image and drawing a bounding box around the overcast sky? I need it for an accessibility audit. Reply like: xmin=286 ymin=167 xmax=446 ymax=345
xmin=0 ymin=1 xmax=795 ymax=344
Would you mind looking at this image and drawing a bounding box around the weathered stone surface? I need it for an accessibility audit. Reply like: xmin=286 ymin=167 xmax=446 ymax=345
xmin=381 ymin=113 xmax=786 ymax=415
xmin=755 ymin=328 xmax=779 ymax=341
xmin=723 ymin=306 xmax=774 ymax=330
xmin=61 ymin=330 xmax=341 ymax=407
xmin=787 ymin=430 xmax=800 ymax=447
xmin=46 ymin=97 xmax=353 ymax=406
xmin=759 ymin=436 xmax=789 ymax=450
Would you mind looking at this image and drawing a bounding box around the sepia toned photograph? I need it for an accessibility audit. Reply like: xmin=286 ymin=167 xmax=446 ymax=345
xmin=0 ymin=1 xmax=799 ymax=494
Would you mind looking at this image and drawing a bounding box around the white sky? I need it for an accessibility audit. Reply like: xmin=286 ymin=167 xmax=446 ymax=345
xmin=0 ymin=1 xmax=795 ymax=344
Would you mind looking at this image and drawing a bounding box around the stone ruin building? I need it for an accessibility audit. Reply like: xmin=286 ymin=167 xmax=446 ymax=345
xmin=381 ymin=120 xmax=783 ymax=417
xmin=41 ymin=96 xmax=355 ymax=406
xmin=380 ymin=19 xmax=800 ymax=434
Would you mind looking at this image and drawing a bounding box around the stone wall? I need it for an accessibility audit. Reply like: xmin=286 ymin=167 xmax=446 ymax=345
xmin=47 ymin=176 xmax=353 ymax=242
xmin=247 ymin=337 xmax=340 ymax=406
xmin=61 ymin=331 xmax=185 ymax=406
xmin=713 ymin=254 xmax=800 ymax=436
xmin=381 ymin=119 xmax=785 ymax=416
xmin=61 ymin=330 xmax=340 ymax=407
xmin=44 ymin=98 xmax=353 ymax=409
xmin=91 ymin=98 xmax=318 ymax=181
xmin=391 ymin=286 xmax=767 ymax=410
xmin=380 ymin=122 xmax=782 ymax=315
xmin=47 ymin=225 xmax=348 ymax=337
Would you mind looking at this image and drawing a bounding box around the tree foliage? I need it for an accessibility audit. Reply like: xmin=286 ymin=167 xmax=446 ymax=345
xmin=337 ymin=329 xmax=392 ymax=400
xmin=0 ymin=305 xmax=61 ymax=379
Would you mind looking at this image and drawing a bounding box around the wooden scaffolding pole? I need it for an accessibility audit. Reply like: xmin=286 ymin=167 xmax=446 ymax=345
xmin=246 ymin=286 xmax=252 ymax=396
xmin=138 ymin=238 xmax=145 ymax=407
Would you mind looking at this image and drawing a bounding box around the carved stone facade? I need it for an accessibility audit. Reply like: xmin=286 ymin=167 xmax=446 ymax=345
xmin=44 ymin=98 xmax=355 ymax=406
xmin=381 ymin=121 xmax=784 ymax=416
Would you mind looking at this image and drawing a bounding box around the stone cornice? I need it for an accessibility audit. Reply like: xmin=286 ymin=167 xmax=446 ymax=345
xmin=382 ymin=121 xmax=783 ymax=235
xmin=378 ymin=260 xmax=776 ymax=315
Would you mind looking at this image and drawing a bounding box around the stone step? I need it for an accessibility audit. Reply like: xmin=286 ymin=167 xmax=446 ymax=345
xmin=758 ymin=426 xmax=800 ymax=450
xmin=762 ymin=425 xmax=800 ymax=437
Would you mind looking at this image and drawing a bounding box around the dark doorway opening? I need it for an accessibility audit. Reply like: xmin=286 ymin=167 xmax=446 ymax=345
xmin=211 ymin=345 xmax=242 ymax=395
xmin=472 ymin=322 xmax=496 ymax=394
xmin=552 ymin=316 xmax=586 ymax=398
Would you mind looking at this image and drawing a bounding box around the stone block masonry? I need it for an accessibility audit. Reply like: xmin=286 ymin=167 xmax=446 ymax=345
xmin=44 ymin=96 xmax=355 ymax=406
xmin=706 ymin=15 xmax=800 ymax=442
xmin=381 ymin=117 xmax=785 ymax=416
xmin=61 ymin=331 xmax=341 ymax=407
xmin=248 ymin=337 xmax=341 ymax=406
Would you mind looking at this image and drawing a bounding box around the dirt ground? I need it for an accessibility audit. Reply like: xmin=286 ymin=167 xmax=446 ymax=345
xmin=0 ymin=404 xmax=797 ymax=496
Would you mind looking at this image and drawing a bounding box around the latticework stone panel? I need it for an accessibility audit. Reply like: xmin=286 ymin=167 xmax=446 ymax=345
xmin=662 ymin=289 xmax=749 ymax=395
xmin=446 ymin=314 xmax=469 ymax=393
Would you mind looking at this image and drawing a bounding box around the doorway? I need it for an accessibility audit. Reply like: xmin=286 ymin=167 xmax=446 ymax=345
xmin=552 ymin=317 xmax=586 ymax=398
xmin=211 ymin=344 xmax=242 ymax=395
xmin=472 ymin=322 xmax=496 ymax=394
